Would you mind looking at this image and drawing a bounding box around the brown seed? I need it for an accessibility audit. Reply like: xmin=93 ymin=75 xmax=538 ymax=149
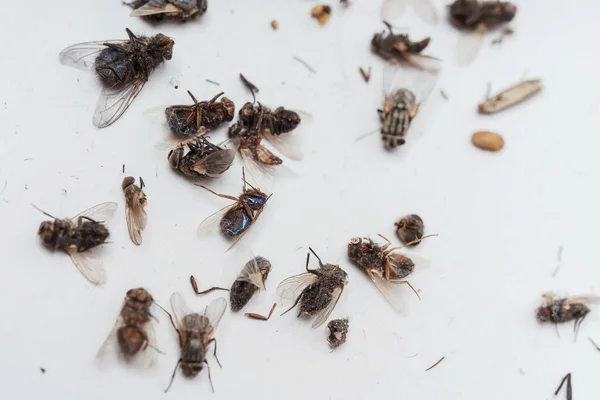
xmin=311 ymin=5 xmax=332 ymax=25
xmin=271 ymin=20 xmax=278 ymax=30
xmin=471 ymin=131 xmax=504 ymax=151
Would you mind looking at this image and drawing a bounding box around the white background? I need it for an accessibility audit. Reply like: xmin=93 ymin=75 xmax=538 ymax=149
xmin=1 ymin=0 xmax=599 ymax=398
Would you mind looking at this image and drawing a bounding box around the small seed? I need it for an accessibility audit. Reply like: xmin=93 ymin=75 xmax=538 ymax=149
xmin=271 ymin=20 xmax=278 ymax=30
xmin=472 ymin=131 xmax=504 ymax=151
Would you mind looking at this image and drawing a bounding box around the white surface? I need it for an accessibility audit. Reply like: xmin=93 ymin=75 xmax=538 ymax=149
xmin=1 ymin=0 xmax=600 ymax=399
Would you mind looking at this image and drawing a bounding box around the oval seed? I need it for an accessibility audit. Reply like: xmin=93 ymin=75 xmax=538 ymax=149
xmin=472 ymin=131 xmax=504 ymax=151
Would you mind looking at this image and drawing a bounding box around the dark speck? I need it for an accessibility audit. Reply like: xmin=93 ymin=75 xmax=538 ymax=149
xmin=40 ymin=367 xmax=46 ymax=373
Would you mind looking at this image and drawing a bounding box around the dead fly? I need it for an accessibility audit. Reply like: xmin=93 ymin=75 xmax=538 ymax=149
xmin=59 ymin=28 xmax=174 ymax=128
xmin=97 ymin=288 xmax=159 ymax=366
xmin=165 ymin=91 xmax=235 ymax=137
xmin=347 ymin=235 xmax=434 ymax=310
xmin=376 ymin=65 xmax=438 ymax=149
xmin=122 ymin=176 xmax=147 ymax=246
xmin=478 ymin=79 xmax=542 ymax=114
xmin=164 ymin=293 xmax=227 ymax=392
xmin=448 ymin=0 xmax=517 ymax=65
xmin=381 ymin=0 xmax=438 ymax=26
xmin=191 ymin=256 xmax=276 ymax=320
xmin=371 ymin=22 xmax=440 ymax=71
xmin=536 ymin=293 xmax=599 ymax=339
xmin=35 ymin=202 xmax=118 ymax=285
xmin=277 ymin=248 xmax=349 ymax=328
xmin=196 ymin=170 xmax=271 ymax=251
xmin=168 ymin=136 xmax=236 ymax=179
xmin=125 ymin=0 xmax=207 ymax=21
xmin=327 ymin=318 xmax=349 ymax=349
xmin=395 ymin=214 xmax=424 ymax=246
xmin=228 ymin=101 xmax=304 ymax=176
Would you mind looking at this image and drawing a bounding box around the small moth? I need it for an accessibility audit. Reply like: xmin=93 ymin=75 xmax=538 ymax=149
xmin=478 ymin=79 xmax=541 ymax=114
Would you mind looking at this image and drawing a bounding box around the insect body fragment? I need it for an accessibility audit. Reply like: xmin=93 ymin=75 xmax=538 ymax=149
xmin=36 ymin=202 xmax=118 ymax=285
xmin=478 ymin=79 xmax=542 ymax=114
xmin=122 ymin=177 xmax=147 ymax=245
xmin=165 ymin=91 xmax=235 ymax=137
xmin=230 ymin=256 xmax=272 ymax=313
xmin=126 ymin=0 xmax=207 ymax=21
xmin=395 ymin=214 xmax=424 ymax=245
xmin=168 ymin=136 xmax=236 ymax=178
xmin=537 ymin=294 xmax=598 ymax=338
xmin=59 ymin=28 xmax=174 ymax=128
xmin=278 ymin=248 xmax=348 ymax=328
xmin=97 ymin=288 xmax=158 ymax=365
xmin=165 ymin=293 xmax=227 ymax=392
xmin=327 ymin=318 xmax=349 ymax=349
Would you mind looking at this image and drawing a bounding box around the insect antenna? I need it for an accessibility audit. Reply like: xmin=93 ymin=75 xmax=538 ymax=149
xmin=31 ymin=203 xmax=57 ymax=219
xmin=164 ymin=358 xmax=182 ymax=393
xmin=139 ymin=176 xmax=145 ymax=189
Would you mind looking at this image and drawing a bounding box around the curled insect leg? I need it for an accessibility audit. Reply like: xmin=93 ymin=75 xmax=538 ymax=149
xmin=245 ymin=303 xmax=277 ymax=321
xmin=190 ymin=275 xmax=229 ymax=295
xmin=388 ymin=279 xmax=421 ymax=301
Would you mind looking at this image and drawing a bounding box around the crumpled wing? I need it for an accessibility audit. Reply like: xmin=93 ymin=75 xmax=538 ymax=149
xmin=130 ymin=0 xmax=181 ymax=16
xmin=277 ymin=272 xmax=318 ymax=302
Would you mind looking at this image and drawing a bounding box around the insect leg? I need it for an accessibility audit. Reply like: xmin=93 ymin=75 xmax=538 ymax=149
xmin=377 ymin=109 xmax=384 ymax=122
xmin=194 ymin=184 xmax=240 ymax=202
xmin=164 ymin=358 xmax=182 ymax=393
xmin=385 ymin=234 xmax=438 ymax=253
xmin=190 ymin=275 xmax=229 ymax=295
xmin=388 ymin=279 xmax=422 ymax=300
xmin=574 ymin=314 xmax=587 ymax=341
xmin=154 ymin=302 xmax=184 ymax=347
xmin=378 ymin=234 xmax=393 ymax=250
xmin=280 ymin=292 xmax=303 ymax=317
xmin=245 ymin=303 xmax=277 ymax=321
xmin=207 ymin=92 xmax=225 ymax=104
xmin=204 ymin=359 xmax=215 ymax=393
xmin=206 ymin=338 xmax=222 ymax=368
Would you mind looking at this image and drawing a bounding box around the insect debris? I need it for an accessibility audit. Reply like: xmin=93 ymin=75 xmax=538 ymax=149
xmin=122 ymin=176 xmax=147 ymax=246
xmin=589 ymin=337 xmax=600 ymax=352
xmin=478 ymin=79 xmax=542 ymax=114
xmin=35 ymin=202 xmax=117 ymax=285
xmin=125 ymin=0 xmax=208 ymax=21
xmin=395 ymin=214 xmax=424 ymax=246
xmin=491 ymin=27 xmax=514 ymax=44
xmin=271 ymin=20 xmax=278 ymax=30
xmin=311 ymin=5 xmax=332 ymax=26
xmin=240 ymin=73 xmax=259 ymax=103
xmin=278 ymin=248 xmax=349 ymax=328
xmin=59 ymin=28 xmax=173 ymax=128
xmin=164 ymin=293 xmax=227 ymax=393
xmin=347 ymin=234 xmax=436 ymax=310
xmin=40 ymin=367 xmax=46 ymax=373
xmin=97 ymin=288 xmax=160 ymax=365
xmin=293 ymin=56 xmax=316 ymax=74
xmin=440 ymin=89 xmax=449 ymax=100
xmin=196 ymin=170 xmax=271 ymax=251
xmin=554 ymin=373 xmax=572 ymax=400
xmin=536 ymin=294 xmax=597 ymax=339
xmin=229 ymin=256 xmax=273 ymax=316
xmin=371 ymin=22 xmax=439 ymax=71
xmin=425 ymin=355 xmax=445 ymax=371
xmin=327 ymin=318 xmax=349 ymax=349
xmin=168 ymin=136 xmax=236 ymax=179
xmin=359 ymin=67 xmax=371 ymax=83
xmin=165 ymin=91 xmax=235 ymax=137
xmin=449 ymin=0 xmax=517 ymax=32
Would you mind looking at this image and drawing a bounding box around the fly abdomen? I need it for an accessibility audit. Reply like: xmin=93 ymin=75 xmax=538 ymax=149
xmin=381 ymin=102 xmax=411 ymax=149
xmin=230 ymin=279 xmax=258 ymax=312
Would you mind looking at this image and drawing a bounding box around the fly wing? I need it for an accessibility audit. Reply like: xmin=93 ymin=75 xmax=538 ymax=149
xmin=196 ymin=204 xmax=235 ymax=237
xmin=312 ymin=286 xmax=344 ymax=329
xmin=67 ymin=247 xmax=106 ymax=285
xmin=383 ymin=64 xmax=438 ymax=104
xmin=277 ymin=273 xmax=318 ymax=302
xmin=381 ymin=0 xmax=407 ymax=20
xmin=72 ymin=202 xmax=118 ymax=223
xmin=96 ymin=315 xmax=125 ymax=361
xmin=93 ymin=79 xmax=145 ymax=128
xmin=456 ymin=32 xmax=484 ymax=67
xmin=196 ymin=149 xmax=237 ymax=178
xmin=367 ymin=268 xmax=404 ymax=311
xmin=59 ymin=40 xmax=124 ymax=70
xmin=204 ymin=297 xmax=228 ymax=332
xmin=170 ymin=292 xmax=195 ymax=330
xmin=125 ymin=193 xmax=147 ymax=246
xmin=403 ymin=53 xmax=442 ymax=73
xmin=565 ymin=296 xmax=600 ymax=306
xmin=262 ymin=132 xmax=304 ymax=161
xmin=239 ymin=148 xmax=275 ymax=191
xmin=237 ymin=257 xmax=268 ymax=290
xmin=130 ymin=0 xmax=181 ymax=16
xmin=411 ymin=0 xmax=438 ymax=25
xmin=96 ymin=314 xmax=158 ymax=367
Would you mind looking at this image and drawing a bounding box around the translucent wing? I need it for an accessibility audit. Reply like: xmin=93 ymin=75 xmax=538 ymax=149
xmin=72 ymin=202 xmax=118 ymax=223
xmin=170 ymin=292 xmax=195 ymax=331
xmin=456 ymin=32 xmax=484 ymax=66
xmin=93 ymin=79 xmax=145 ymax=128
xmin=196 ymin=204 xmax=235 ymax=237
xmin=312 ymin=286 xmax=344 ymax=329
xmin=155 ymin=128 xmax=209 ymax=151
xmin=237 ymin=257 xmax=268 ymax=290
xmin=411 ymin=0 xmax=438 ymax=25
xmin=565 ymin=296 xmax=600 ymax=306
xmin=262 ymin=132 xmax=303 ymax=161
xmin=96 ymin=315 xmax=157 ymax=367
xmin=383 ymin=64 xmax=438 ymax=104
xmin=204 ymin=297 xmax=227 ymax=331
xmin=130 ymin=0 xmax=181 ymax=16
xmin=59 ymin=40 xmax=124 ymax=70
xmin=277 ymin=273 xmax=318 ymax=302
xmin=197 ymin=148 xmax=237 ymax=178
xmin=403 ymin=53 xmax=442 ymax=73
xmin=239 ymin=148 xmax=274 ymax=191
xmin=125 ymin=192 xmax=147 ymax=246
xmin=381 ymin=0 xmax=407 ymax=20
xmin=367 ymin=268 xmax=404 ymax=311
xmin=66 ymin=247 xmax=106 ymax=285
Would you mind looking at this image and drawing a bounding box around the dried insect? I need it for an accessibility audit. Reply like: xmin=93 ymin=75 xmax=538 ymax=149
xmin=371 ymin=22 xmax=439 ymax=71
xmin=378 ymin=66 xmax=438 ymax=149
xmin=165 ymin=293 xmax=226 ymax=392
xmin=478 ymin=79 xmax=542 ymax=114
xmin=278 ymin=248 xmax=348 ymax=328
xmin=327 ymin=318 xmax=349 ymax=349
xmin=97 ymin=288 xmax=158 ymax=366
xmin=311 ymin=5 xmax=331 ymax=26
xmin=537 ymin=294 xmax=598 ymax=338
xmin=381 ymin=0 xmax=438 ymax=25
xmin=168 ymin=136 xmax=236 ymax=178
xmin=125 ymin=0 xmax=207 ymax=21
xmin=347 ymin=234 xmax=434 ymax=310
xmin=36 ymin=202 xmax=117 ymax=285
xmin=449 ymin=0 xmax=517 ymax=65
xmin=59 ymin=28 xmax=174 ymax=128
xmin=165 ymin=91 xmax=235 ymax=137
xmin=554 ymin=373 xmax=572 ymax=400
xmin=395 ymin=214 xmax=424 ymax=245
xmin=196 ymin=170 xmax=271 ymax=251
xmin=122 ymin=177 xmax=147 ymax=246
